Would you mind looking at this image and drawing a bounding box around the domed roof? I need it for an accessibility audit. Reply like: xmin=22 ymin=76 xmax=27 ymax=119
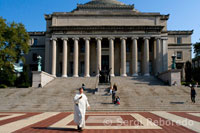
xmin=85 ymin=0 xmax=126 ymax=6
xmin=75 ymin=0 xmax=135 ymax=12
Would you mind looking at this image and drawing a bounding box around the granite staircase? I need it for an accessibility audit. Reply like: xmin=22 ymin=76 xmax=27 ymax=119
xmin=0 ymin=76 xmax=199 ymax=112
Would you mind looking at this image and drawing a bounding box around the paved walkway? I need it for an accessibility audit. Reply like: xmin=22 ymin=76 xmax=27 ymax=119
xmin=0 ymin=111 xmax=199 ymax=132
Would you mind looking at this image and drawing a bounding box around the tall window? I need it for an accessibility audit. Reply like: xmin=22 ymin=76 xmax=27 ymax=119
xmin=126 ymin=43 xmax=130 ymax=52
xmin=70 ymin=44 xmax=74 ymax=53
xmin=80 ymin=44 xmax=85 ymax=53
xmin=126 ymin=61 xmax=130 ymax=74
xmin=70 ymin=62 xmax=73 ymax=74
xmin=177 ymin=51 xmax=182 ymax=59
xmin=149 ymin=61 xmax=152 ymax=73
xmin=33 ymin=38 xmax=38 ymax=46
xmin=138 ymin=61 xmax=141 ymax=73
xmin=81 ymin=61 xmax=84 ymax=75
xmin=177 ymin=37 xmax=182 ymax=44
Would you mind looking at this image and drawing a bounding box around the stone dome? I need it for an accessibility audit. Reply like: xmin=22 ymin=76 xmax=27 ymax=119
xmin=85 ymin=0 xmax=126 ymax=6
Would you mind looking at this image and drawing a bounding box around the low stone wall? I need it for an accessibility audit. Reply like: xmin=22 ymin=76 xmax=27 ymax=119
xmin=32 ymin=71 xmax=55 ymax=88
xmin=158 ymin=69 xmax=181 ymax=86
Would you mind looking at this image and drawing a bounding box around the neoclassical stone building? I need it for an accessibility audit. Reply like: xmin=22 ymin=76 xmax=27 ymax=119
xmin=26 ymin=0 xmax=193 ymax=78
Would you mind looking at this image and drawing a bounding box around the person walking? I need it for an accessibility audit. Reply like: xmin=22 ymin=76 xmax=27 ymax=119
xmin=74 ymin=88 xmax=90 ymax=131
xmin=109 ymin=86 xmax=113 ymax=96
xmin=82 ymin=83 xmax=85 ymax=91
xmin=113 ymin=84 xmax=118 ymax=92
xmin=191 ymin=86 xmax=197 ymax=103
xmin=112 ymin=88 xmax=116 ymax=103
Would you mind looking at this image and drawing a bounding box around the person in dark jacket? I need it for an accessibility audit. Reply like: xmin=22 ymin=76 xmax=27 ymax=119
xmin=112 ymin=89 xmax=116 ymax=103
xmin=191 ymin=86 xmax=197 ymax=103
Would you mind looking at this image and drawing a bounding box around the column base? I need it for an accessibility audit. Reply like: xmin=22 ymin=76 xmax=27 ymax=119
xmin=84 ymin=75 xmax=90 ymax=78
xmin=73 ymin=75 xmax=79 ymax=77
xmin=121 ymin=74 xmax=127 ymax=77
xmin=132 ymin=73 xmax=138 ymax=77
xmin=52 ymin=74 xmax=56 ymax=77
xmin=144 ymin=73 xmax=150 ymax=76
xmin=62 ymin=75 xmax=68 ymax=78
xmin=110 ymin=74 xmax=115 ymax=77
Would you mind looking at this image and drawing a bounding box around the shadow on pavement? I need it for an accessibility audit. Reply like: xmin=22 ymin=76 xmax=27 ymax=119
xmin=33 ymin=127 xmax=78 ymax=132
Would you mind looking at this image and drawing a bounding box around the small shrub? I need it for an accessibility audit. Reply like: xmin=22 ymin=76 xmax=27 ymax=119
xmin=0 ymin=84 xmax=7 ymax=88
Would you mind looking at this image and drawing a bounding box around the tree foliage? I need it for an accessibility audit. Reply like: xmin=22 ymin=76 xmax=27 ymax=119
xmin=0 ymin=17 xmax=30 ymax=86
xmin=193 ymin=42 xmax=200 ymax=58
xmin=16 ymin=64 xmax=30 ymax=88
xmin=185 ymin=61 xmax=192 ymax=82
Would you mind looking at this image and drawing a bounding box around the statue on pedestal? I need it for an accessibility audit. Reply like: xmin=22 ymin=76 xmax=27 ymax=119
xmin=37 ymin=55 xmax=42 ymax=72
xmin=99 ymin=67 xmax=111 ymax=83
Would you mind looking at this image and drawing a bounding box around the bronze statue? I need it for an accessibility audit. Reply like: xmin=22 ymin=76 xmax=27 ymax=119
xmin=99 ymin=67 xmax=111 ymax=83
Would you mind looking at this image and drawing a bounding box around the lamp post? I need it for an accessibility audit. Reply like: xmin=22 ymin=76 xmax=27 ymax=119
xmin=171 ymin=54 xmax=176 ymax=69
xmin=37 ymin=55 xmax=42 ymax=72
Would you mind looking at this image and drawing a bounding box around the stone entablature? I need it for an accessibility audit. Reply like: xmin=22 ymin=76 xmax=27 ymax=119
xmin=168 ymin=30 xmax=193 ymax=35
xmin=49 ymin=26 xmax=164 ymax=34
xmin=28 ymin=32 xmax=45 ymax=36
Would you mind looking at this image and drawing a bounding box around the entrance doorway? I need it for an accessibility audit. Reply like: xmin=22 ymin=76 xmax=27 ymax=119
xmin=102 ymin=55 xmax=109 ymax=71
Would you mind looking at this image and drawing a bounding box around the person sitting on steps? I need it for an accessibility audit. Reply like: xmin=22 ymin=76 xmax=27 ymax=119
xmin=114 ymin=96 xmax=120 ymax=105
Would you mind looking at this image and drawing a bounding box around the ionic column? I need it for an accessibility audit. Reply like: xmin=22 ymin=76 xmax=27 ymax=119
xmin=62 ymin=38 xmax=68 ymax=78
xmin=132 ymin=37 xmax=138 ymax=76
xmin=120 ymin=37 xmax=127 ymax=77
xmin=84 ymin=37 xmax=90 ymax=77
xmin=51 ymin=38 xmax=57 ymax=77
xmin=143 ymin=37 xmax=150 ymax=76
xmin=156 ymin=37 xmax=161 ymax=75
xmin=96 ymin=37 xmax=102 ymax=76
xmin=73 ymin=37 xmax=79 ymax=77
xmin=109 ymin=37 xmax=115 ymax=77
xmin=161 ymin=37 xmax=168 ymax=72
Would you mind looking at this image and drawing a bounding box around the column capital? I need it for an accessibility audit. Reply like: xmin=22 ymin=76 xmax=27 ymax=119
xmin=83 ymin=37 xmax=90 ymax=41
xmin=108 ymin=37 xmax=115 ymax=40
xmin=132 ymin=37 xmax=139 ymax=40
xmin=50 ymin=38 xmax=57 ymax=41
xmin=143 ymin=37 xmax=151 ymax=40
xmin=96 ymin=37 xmax=102 ymax=41
xmin=61 ymin=38 xmax=68 ymax=41
xmin=120 ymin=37 xmax=127 ymax=40
xmin=72 ymin=37 xmax=79 ymax=41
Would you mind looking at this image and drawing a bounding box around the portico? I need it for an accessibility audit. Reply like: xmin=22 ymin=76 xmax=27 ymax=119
xmin=49 ymin=36 xmax=167 ymax=77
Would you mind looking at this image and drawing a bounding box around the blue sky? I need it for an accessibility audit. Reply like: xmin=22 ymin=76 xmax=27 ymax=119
xmin=0 ymin=0 xmax=199 ymax=57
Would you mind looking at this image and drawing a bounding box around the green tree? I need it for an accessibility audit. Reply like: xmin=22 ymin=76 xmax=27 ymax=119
xmin=16 ymin=64 xmax=30 ymax=88
xmin=0 ymin=17 xmax=30 ymax=86
xmin=185 ymin=61 xmax=192 ymax=83
xmin=193 ymin=42 xmax=200 ymax=57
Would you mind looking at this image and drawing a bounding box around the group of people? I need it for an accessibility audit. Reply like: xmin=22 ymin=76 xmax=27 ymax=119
xmin=190 ymin=82 xmax=198 ymax=103
xmin=109 ymin=84 xmax=120 ymax=105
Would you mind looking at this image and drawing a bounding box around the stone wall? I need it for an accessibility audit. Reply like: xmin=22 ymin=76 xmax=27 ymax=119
xmin=158 ymin=69 xmax=181 ymax=86
xmin=32 ymin=71 xmax=55 ymax=88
